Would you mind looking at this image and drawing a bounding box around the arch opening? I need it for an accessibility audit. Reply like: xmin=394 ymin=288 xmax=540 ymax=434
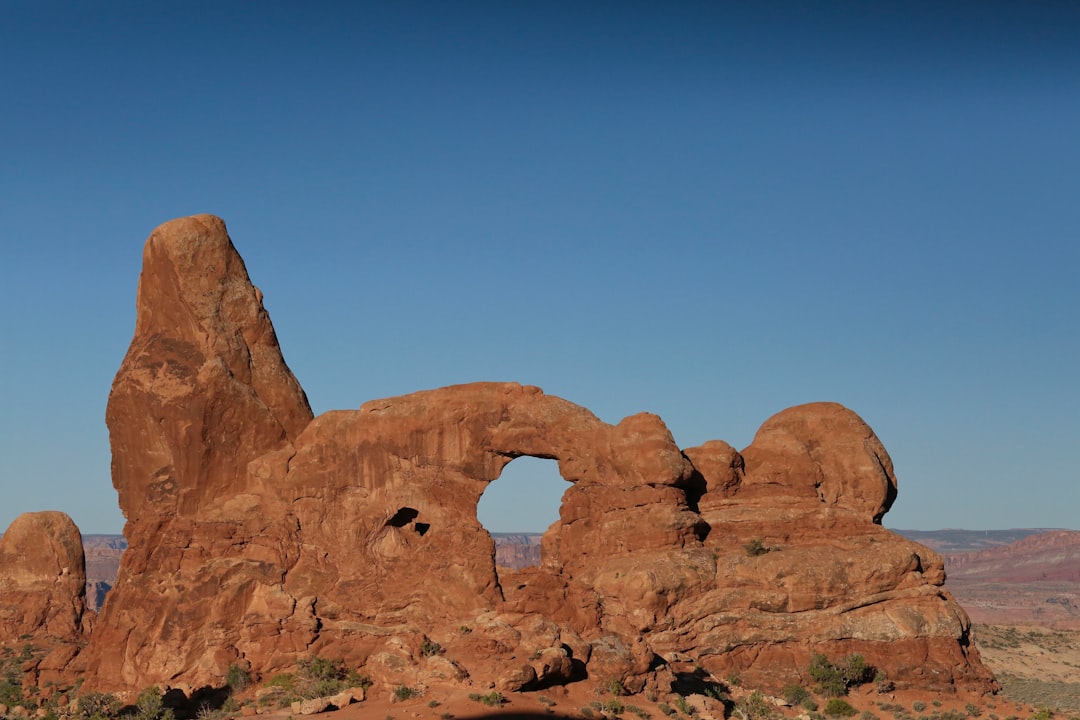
xmin=477 ymin=456 xmax=569 ymax=572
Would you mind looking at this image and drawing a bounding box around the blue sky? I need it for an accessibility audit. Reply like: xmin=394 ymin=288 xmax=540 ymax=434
xmin=1 ymin=2 xmax=1077 ymax=535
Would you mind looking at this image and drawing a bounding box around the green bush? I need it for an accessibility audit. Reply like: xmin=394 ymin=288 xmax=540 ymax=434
xmin=966 ymin=704 xmax=983 ymax=718
xmin=420 ymin=639 xmax=443 ymax=657
xmin=824 ymin=699 xmax=858 ymax=717
xmin=298 ymin=656 xmax=351 ymax=698
xmin=913 ymin=702 xmax=926 ymax=713
xmin=392 ymin=685 xmax=418 ymax=702
xmin=673 ymin=696 xmax=696 ymax=717
xmin=134 ymin=686 xmax=175 ymax=720
xmin=225 ymin=663 xmax=250 ymax=691
xmin=604 ymin=699 xmax=626 ymax=715
xmin=76 ymin=692 xmax=122 ymax=720
xmin=741 ymin=690 xmax=774 ymax=720
xmin=468 ymin=691 xmax=504 ymax=707
xmin=783 ymin=685 xmax=811 ymax=706
xmin=807 ymin=653 xmax=874 ymax=697
xmin=0 ymin=644 xmax=36 ymax=708
xmin=0 ymin=680 xmax=23 ymax=708
xmin=605 ymin=678 xmax=627 ymax=696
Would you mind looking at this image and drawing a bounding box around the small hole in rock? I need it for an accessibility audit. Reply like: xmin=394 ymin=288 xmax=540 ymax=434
xmin=386 ymin=507 xmax=419 ymax=528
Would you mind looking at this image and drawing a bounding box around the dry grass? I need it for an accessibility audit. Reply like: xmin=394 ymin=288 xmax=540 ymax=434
xmin=974 ymin=624 xmax=1080 ymax=715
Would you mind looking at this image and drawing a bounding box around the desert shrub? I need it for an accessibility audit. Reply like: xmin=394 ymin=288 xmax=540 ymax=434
xmin=134 ymin=686 xmax=175 ymax=720
xmin=77 ymin=691 xmax=122 ymax=720
xmin=225 ymin=663 xmax=250 ymax=691
xmin=285 ymin=656 xmax=356 ymax=698
xmin=0 ymin=679 xmax=23 ymax=707
xmin=824 ymin=699 xmax=858 ymax=717
xmin=605 ymin=678 xmax=627 ymax=696
xmin=913 ymin=702 xmax=927 ymax=713
xmin=783 ymin=685 xmax=811 ymax=706
xmin=420 ymin=639 xmax=443 ymax=657
xmin=741 ymin=690 xmax=774 ymax=720
xmin=1031 ymin=710 xmax=1053 ymax=720
xmin=966 ymin=704 xmax=983 ymax=718
xmin=808 ymin=653 xmax=874 ymax=697
xmin=582 ymin=709 xmax=595 ymax=718
xmin=658 ymin=703 xmax=677 ymax=717
xmin=0 ymin=644 xmax=36 ymax=708
xmin=860 ymin=712 xmax=880 ymax=720
xmin=467 ymin=691 xmax=504 ymax=707
xmin=604 ymin=698 xmax=626 ymax=715
xmin=744 ymin=539 xmax=770 ymax=557
xmin=626 ymin=704 xmax=650 ymax=718
xmin=428 ymin=699 xmax=441 ymax=708
xmin=392 ymin=685 xmax=418 ymax=702
xmin=674 ymin=696 xmax=696 ymax=716
xmin=538 ymin=696 xmax=556 ymax=706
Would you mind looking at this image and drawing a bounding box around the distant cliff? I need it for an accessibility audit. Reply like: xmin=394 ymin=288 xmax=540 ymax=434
xmin=492 ymin=533 xmax=542 ymax=570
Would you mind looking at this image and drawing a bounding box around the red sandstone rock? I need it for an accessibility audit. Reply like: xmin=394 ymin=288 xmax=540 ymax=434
xmin=0 ymin=511 xmax=86 ymax=647
xmin=666 ymin=404 xmax=993 ymax=692
xmin=73 ymin=215 xmax=313 ymax=690
xmin=48 ymin=215 xmax=994 ymax=697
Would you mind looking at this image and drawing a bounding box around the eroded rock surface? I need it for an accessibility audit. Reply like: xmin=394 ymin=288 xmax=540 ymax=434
xmin=0 ymin=511 xmax=86 ymax=647
xmin=56 ymin=215 xmax=994 ymax=695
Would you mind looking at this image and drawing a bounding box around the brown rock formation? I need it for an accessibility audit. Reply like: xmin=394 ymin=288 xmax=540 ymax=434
xmin=60 ymin=215 xmax=993 ymax=696
xmin=669 ymin=404 xmax=988 ymax=691
xmin=73 ymin=214 xmax=314 ymax=689
xmin=0 ymin=511 xmax=86 ymax=647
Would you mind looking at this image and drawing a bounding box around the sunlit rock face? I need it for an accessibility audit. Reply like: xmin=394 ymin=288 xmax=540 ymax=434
xmin=62 ymin=215 xmax=993 ymax=694
xmin=0 ymin=511 xmax=87 ymax=647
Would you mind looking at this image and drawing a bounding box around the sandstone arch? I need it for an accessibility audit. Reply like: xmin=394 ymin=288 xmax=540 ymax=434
xmin=66 ymin=215 xmax=994 ymax=696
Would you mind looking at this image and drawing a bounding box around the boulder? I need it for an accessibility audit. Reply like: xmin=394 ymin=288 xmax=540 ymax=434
xmin=0 ymin=511 xmax=86 ymax=647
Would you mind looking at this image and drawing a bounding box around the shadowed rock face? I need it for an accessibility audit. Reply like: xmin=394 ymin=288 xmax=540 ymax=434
xmin=62 ymin=215 xmax=993 ymax=694
xmin=0 ymin=511 xmax=86 ymax=647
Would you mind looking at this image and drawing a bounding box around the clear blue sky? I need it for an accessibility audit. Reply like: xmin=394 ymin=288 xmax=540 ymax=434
xmin=1 ymin=2 xmax=1077 ymax=535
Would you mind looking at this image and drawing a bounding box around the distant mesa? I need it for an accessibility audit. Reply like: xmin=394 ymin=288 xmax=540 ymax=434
xmin=3 ymin=215 xmax=997 ymax=699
